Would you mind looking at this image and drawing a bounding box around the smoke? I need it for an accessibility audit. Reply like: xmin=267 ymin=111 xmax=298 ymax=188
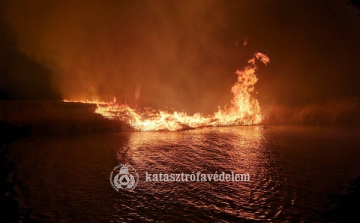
xmin=2 ymin=0 xmax=360 ymax=111
xmin=2 ymin=0 xmax=232 ymax=112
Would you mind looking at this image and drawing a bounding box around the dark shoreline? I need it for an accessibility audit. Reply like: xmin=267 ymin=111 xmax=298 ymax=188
xmin=1 ymin=98 xmax=360 ymax=142
xmin=0 ymin=100 xmax=133 ymax=141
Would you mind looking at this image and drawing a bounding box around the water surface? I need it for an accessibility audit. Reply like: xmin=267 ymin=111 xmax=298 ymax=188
xmin=5 ymin=126 xmax=360 ymax=222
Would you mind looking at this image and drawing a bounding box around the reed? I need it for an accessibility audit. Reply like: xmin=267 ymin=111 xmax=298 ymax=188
xmin=261 ymin=97 xmax=360 ymax=127
xmin=0 ymin=101 xmax=133 ymax=139
xmin=2 ymin=98 xmax=359 ymax=142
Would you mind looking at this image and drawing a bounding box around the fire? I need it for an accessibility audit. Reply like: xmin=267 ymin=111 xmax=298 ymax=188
xmin=65 ymin=53 xmax=269 ymax=131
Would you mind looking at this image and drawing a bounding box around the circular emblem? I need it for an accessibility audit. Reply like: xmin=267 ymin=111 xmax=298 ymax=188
xmin=110 ymin=164 xmax=139 ymax=191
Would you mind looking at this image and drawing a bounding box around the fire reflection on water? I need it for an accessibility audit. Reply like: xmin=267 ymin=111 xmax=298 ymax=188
xmin=115 ymin=126 xmax=282 ymax=221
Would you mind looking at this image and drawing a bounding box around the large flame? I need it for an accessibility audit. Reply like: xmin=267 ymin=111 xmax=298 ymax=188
xmin=64 ymin=53 xmax=269 ymax=131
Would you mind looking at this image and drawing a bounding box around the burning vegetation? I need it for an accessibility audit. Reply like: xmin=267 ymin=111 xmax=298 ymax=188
xmin=1 ymin=1 xmax=359 ymax=136
xmin=65 ymin=53 xmax=269 ymax=131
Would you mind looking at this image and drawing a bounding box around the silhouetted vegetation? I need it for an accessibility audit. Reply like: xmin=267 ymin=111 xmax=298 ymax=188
xmin=0 ymin=101 xmax=133 ymax=138
xmin=1 ymin=98 xmax=359 ymax=141
xmin=262 ymin=97 xmax=360 ymax=127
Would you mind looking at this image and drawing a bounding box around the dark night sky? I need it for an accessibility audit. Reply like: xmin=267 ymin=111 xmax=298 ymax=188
xmin=1 ymin=0 xmax=359 ymax=113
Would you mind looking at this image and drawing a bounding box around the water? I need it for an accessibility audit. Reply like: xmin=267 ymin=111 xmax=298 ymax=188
xmin=4 ymin=126 xmax=360 ymax=222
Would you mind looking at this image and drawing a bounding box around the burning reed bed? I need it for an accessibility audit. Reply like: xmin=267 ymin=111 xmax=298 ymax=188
xmin=0 ymin=101 xmax=133 ymax=141
xmin=2 ymin=97 xmax=359 ymax=143
xmin=262 ymin=97 xmax=360 ymax=127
